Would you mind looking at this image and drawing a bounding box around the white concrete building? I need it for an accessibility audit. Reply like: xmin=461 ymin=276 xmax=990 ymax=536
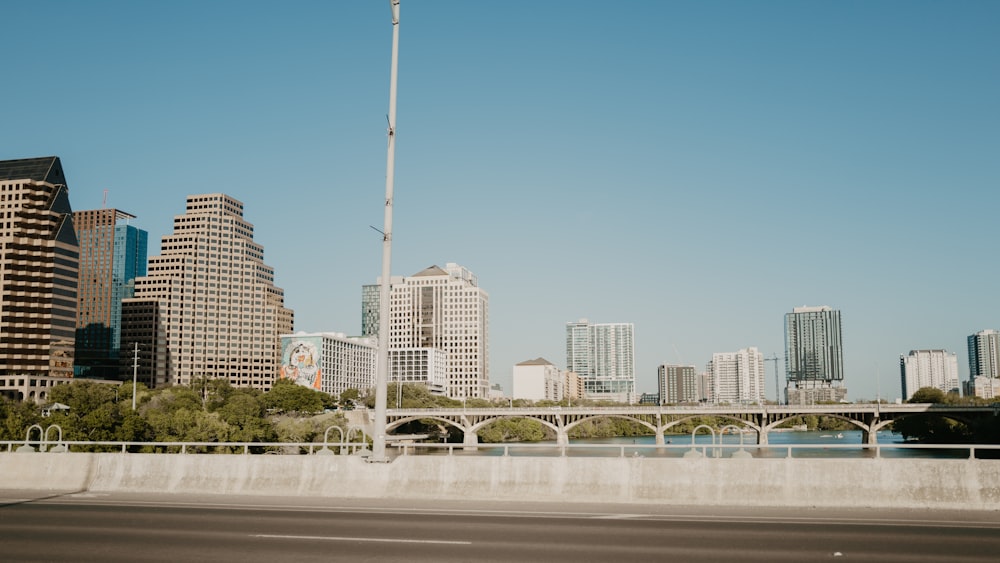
xmin=279 ymin=332 xmax=376 ymax=398
xmin=967 ymin=377 xmax=1000 ymax=400
xmin=389 ymin=347 xmax=448 ymax=396
xmin=122 ymin=194 xmax=293 ymax=390
xmin=363 ymin=263 xmax=489 ymax=400
xmin=708 ymin=347 xmax=765 ymax=405
xmin=899 ymin=349 xmax=959 ymax=400
xmin=512 ymin=358 xmax=564 ymax=402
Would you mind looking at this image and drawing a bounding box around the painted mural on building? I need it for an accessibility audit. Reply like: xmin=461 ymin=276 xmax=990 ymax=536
xmin=280 ymin=337 xmax=322 ymax=390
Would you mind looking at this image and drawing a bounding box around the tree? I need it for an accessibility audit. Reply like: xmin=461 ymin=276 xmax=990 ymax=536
xmin=261 ymin=378 xmax=329 ymax=415
xmin=907 ymin=387 xmax=946 ymax=404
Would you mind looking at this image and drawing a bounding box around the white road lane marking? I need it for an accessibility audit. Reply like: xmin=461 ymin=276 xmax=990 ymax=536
xmin=253 ymin=534 xmax=471 ymax=545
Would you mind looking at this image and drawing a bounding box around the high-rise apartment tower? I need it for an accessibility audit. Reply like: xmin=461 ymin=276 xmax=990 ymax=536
xmin=565 ymin=319 xmax=635 ymax=403
xmin=658 ymin=364 xmax=698 ymax=404
xmin=899 ymin=349 xmax=959 ymax=400
xmin=708 ymin=347 xmax=766 ymax=404
xmin=784 ymin=305 xmax=846 ymax=403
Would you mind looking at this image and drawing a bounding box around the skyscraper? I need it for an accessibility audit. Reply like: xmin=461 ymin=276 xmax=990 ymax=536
xmin=363 ymin=263 xmax=489 ymax=400
xmin=121 ymin=194 xmax=293 ymax=390
xmin=899 ymin=349 xmax=959 ymax=400
xmin=707 ymin=348 xmax=765 ymax=405
xmin=0 ymin=157 xmax=78 ymax=390
xmin=968 ymin=329 xmax=1000 ymax=379
xmin=784 ymin=305 xmax=846 ymax=404
xmin=73 ymin=208 xmax=148 ymax=379
xmin=966 ymin=330 xmax=1000 ymax=399
xmin=565 ymin=319 xmax=635 ymax=403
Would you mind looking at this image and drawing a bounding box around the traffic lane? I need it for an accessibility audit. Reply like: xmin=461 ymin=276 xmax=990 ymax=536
xmin=2 ymin=498 xmax=1000 ymax=563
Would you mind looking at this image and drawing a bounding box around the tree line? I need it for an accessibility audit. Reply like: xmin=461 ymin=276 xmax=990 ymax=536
xmin=0 ymin=378 xmax=350 ymax=452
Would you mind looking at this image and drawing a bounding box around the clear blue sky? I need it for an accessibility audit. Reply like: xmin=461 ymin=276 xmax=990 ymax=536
xmin=5 ymin=1 xmax=998 ymax=401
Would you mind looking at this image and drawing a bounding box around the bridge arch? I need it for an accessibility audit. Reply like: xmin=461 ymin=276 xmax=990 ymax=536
xmin=468 ymin=415 xmax=561 ymax=438
xmin=385 ymin=415 xmax=465 ymax=435
xmin=563 ymin=414 xmax=658 ymax=437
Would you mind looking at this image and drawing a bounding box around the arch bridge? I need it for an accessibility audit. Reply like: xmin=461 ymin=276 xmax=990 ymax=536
xmin=376 ymin=404 xmax=998 ymax=446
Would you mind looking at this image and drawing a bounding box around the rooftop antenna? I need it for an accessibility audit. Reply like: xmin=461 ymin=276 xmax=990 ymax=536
xmin=102 ymin=189 xmax=108 ymax=208
xmin=372 ymin=0 xmax=401 ymax=463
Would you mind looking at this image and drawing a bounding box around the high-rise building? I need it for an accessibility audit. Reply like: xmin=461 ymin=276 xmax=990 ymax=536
xmin=512 ymin=357 xmax=564 ymax=402
xmin=279 ymin=332 xmax=377 ymax=398
xmin=565 ymin=319 xmax=635 ymax=403
xmin=966 ymin=330 xmax=1000 ymax=399
xmin=0 ymin=157 xmax=78 ymax=394
xmin=363 ymin=263 xmax=489 ymax=400
xmin=899 ymin=349 xmax=959 ymax=400
xmin=784 ymin=305 xmax=846 ymax=403
xmin=121 ymin=194 xmax=293 ymax=390
xmin=73 ymin=208 xmax=148 ymax=379
xmin=658 ymin=364 xmax=698 ymax=404
xmin=707 ymin=347 xmax=765 ymax=404
xmin=968 ymin=329 xmax=1000 ymax=379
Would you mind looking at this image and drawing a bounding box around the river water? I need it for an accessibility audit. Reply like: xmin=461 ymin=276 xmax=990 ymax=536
xmin=424 ymin=430 xmax=973 ymax=459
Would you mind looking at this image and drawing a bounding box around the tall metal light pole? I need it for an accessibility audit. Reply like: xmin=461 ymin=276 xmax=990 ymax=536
xmin=372 ymin=0 xmax=401 ymax=463
xmin=131 ymin=342 xmax=140 ymax=411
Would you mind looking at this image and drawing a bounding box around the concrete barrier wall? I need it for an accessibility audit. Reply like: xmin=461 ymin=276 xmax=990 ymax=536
xmin=3 ymin=453 xmax=998 ymax=510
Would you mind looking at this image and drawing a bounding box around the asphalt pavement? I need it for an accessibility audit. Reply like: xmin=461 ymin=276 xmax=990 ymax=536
xmin=1 ymin=491 xmax=998 ymax=562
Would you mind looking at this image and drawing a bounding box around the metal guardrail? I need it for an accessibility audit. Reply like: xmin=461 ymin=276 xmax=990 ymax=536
xmin=3 ymin=439 xmax=999 ymax=459
xmin=391 ymin=441 xmax=1000 ymax=459
xmin=0 ymin=440 xmax=375 ymax=455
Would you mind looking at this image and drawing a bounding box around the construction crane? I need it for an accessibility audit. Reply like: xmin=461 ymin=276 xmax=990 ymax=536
xmin=765 ymin=354 xmax=783 ymax=405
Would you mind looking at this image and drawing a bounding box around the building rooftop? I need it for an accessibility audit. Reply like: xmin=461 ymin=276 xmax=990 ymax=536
xmin=0 ymin=156 xmax=66 ymax=186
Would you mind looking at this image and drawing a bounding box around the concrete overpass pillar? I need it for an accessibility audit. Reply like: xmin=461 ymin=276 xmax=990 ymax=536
xmin=757 ymin=429 xmax=769 ymax=446
xmin=463 ymin=430 xmax=478 ymax=450
xmin=655 ymin=430 xmax=665 ymax=446
xmin=862 ymin=429 xmax=878 ymax=445
xmin=556 ymin=430 xmax=569 ymax=446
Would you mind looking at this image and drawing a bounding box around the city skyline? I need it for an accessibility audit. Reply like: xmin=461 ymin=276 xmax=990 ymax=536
xmin=4 ymin=2 xmax=999 ymax=401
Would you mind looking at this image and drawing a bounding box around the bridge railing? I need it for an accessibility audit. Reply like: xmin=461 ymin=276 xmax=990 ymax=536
xmin=3 ymin=439 xmax=999 ymax=459
xmin=392 ymin=441 xmax=1000 ymax=459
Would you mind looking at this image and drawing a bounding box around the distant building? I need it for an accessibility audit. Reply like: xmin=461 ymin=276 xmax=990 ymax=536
xmin=279 ymin=333 xmax=376 ymax=398
xmin=899 ymin=349 xmax=959 ymax=400
xmin=0 ymin=156 xmax=78 ymax=382
xmin=122 ymin=194 xmax=293 ymax=390
xmin=784 ymin=305 xmax=847 ymax=403
xmin=638 ymin=392 xmax=659 ymax=405
xmin=363 ymin=263 xmax=489 ymax=400
xmin=565 ymin=319 xmax=635 ymax=403
xmin=966 ymin=330 xmax=1000 ymax=399
xmin=512 ymin=357 xmax=564 ymax=402
xmin=563 ymin=370 xmax=584 ymax=403
xmin=708 ymin=347 xmax=766 ymax=405
xmin=73 ymin=208 xmax=148 ymax=379
xmin=389 ymin=348 xmax=448 ymax=396
xmin=658 ymin=364 xmax=698 ymax=404
xmin=968 ymin=329 xmax=1000 ymax=379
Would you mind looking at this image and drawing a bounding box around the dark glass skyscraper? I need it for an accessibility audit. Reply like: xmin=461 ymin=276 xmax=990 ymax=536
xmin=73 ymin=208 xmax=148 ymax=379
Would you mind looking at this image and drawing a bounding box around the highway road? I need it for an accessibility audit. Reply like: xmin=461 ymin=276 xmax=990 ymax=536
xmin=2 ymin=491 xmax=999 ymax=562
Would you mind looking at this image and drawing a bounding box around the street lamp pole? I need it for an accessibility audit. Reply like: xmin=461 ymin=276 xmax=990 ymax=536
xmin=372 ymin=0 xmax=401 ymax=463
xmin=131 ymin=342 xmax=140 ymax=411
